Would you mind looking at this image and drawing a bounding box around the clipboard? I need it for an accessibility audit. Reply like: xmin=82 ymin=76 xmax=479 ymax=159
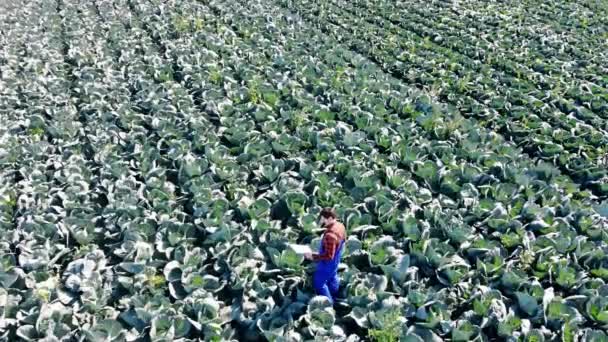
xmin=288 ymin=244 xmax=313 ymax=255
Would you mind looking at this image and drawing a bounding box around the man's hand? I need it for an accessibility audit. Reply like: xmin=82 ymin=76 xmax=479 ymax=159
xmin=304 ymin=253 xmax=313 ymax=260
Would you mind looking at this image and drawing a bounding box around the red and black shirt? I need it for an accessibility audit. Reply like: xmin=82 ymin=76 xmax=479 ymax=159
xmin=312 ymin=221 xmax=346 ymax=261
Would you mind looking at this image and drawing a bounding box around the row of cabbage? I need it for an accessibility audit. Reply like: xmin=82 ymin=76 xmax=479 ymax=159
xmin=280 ymin=0 xmax=608 ymax=199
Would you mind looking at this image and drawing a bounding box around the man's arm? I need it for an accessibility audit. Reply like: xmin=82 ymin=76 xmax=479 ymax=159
xmin=311 ymin=233 xmax=339 ymax=261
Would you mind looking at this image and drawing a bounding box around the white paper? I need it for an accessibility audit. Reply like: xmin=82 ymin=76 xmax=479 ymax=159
xmin=288 ymin=244 xmax=313 ymax=255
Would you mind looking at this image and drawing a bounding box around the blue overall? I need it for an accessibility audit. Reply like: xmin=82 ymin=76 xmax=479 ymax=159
xmin=312 ymin=237 xmax=345 ymax=304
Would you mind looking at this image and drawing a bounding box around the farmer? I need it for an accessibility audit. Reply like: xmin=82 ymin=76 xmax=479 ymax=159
xmin=304 ymin=208 xmax=347 ymax=305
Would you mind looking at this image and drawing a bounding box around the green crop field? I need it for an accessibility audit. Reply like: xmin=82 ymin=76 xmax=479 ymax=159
xmin=1 ymin=0 xmax=608 ymax=340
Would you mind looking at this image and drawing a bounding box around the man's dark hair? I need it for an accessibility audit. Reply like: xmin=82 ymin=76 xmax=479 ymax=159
xmin=319 ymin=207 xmax=337 ymax=219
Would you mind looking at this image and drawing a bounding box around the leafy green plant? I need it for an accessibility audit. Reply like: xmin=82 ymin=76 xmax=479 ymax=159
xmin=28 ymin=127 xmax=45 ymax=137
xmin=368 ymin=308 xmax=402 ymax=342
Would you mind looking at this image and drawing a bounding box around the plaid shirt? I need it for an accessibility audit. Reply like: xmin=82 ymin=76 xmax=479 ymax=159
xmin=312 ymin=221 xmax=346 ymax=261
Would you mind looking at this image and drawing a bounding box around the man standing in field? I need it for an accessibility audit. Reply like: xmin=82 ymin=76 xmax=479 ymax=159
xmin=304 ymin=208 xmax=347 ymax=305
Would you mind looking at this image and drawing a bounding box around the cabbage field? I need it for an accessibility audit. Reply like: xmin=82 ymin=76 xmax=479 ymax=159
xmin=1 ymin=0 xmax=608 ymax=340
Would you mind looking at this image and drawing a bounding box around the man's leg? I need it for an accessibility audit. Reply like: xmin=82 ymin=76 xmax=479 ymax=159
xmin=313 ymin=269 xmax=334 ymax=304
xmin=327 ymin=272 xmax=340 ymax=298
